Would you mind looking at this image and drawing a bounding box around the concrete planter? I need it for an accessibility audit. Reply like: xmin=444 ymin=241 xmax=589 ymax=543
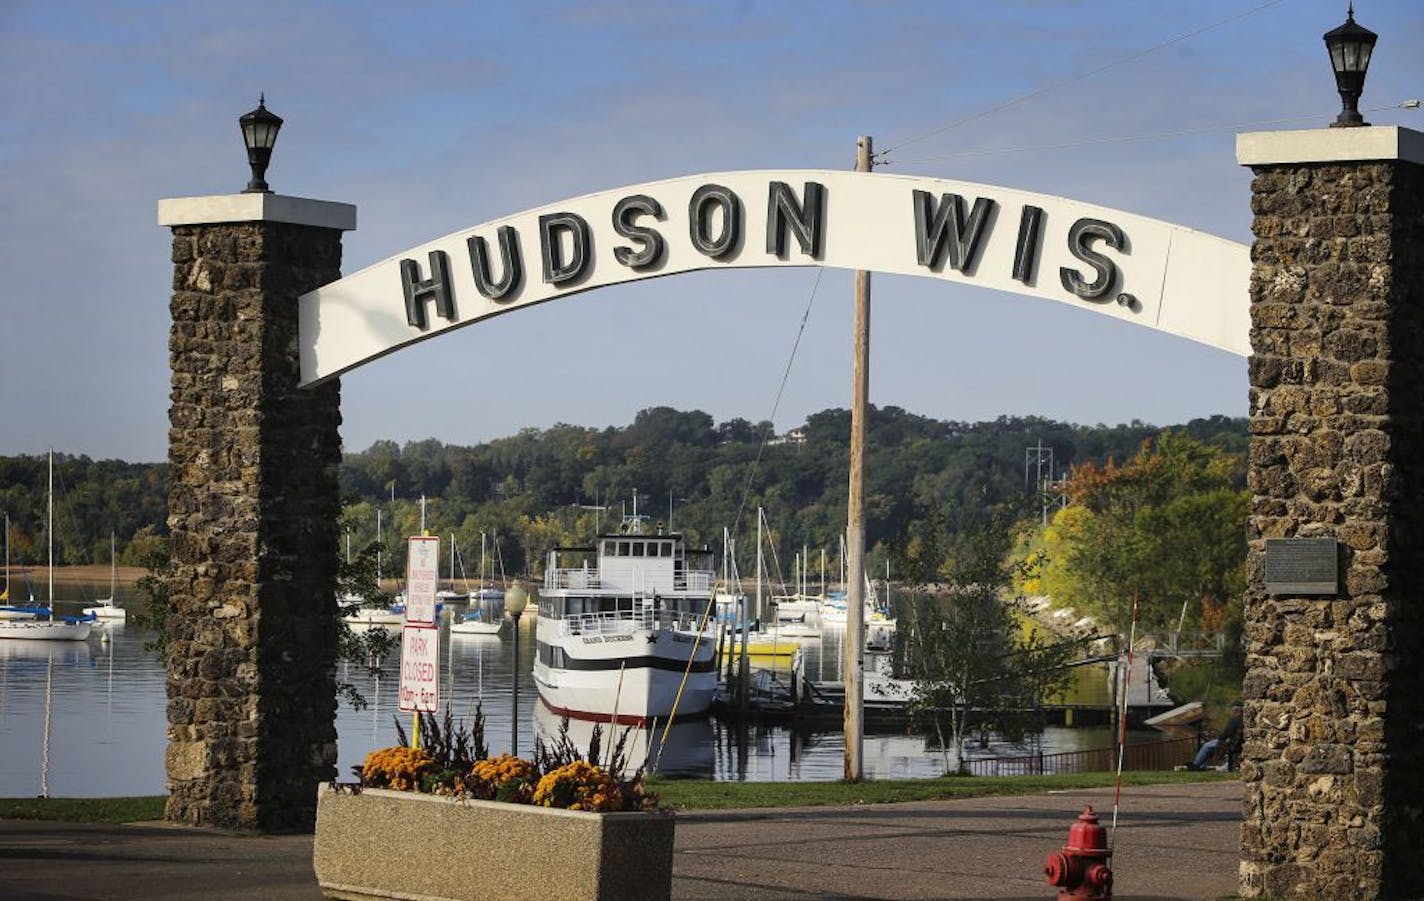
xmin=313 ymin=785 xmax=675 ymax=901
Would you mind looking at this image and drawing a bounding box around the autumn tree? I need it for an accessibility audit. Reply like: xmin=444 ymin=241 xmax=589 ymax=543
xmin=1027 ymin=431 xmax=1248 ymax=639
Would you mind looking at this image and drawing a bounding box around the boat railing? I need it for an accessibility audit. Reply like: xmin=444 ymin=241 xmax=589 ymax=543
xmin=674 ymin=572 xmax=714 ymax=592
xmin=545 ymin=568 xmax=713 ymax=593
xmin=546 ymin=568 xmax=602 ymax=590
xmin=558 ymin=609 xmax=714 ymax=636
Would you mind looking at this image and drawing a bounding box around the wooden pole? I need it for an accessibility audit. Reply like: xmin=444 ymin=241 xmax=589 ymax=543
xmin=844 ymin=134 xmax=872 ymax=781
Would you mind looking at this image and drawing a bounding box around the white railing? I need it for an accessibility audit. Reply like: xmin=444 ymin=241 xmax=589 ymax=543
xmin=546 ymin=568 xmax=602 ymax=590
xmin=545 ymin=567 xmax=713 ymax=593
xmin=555 ymin=609 xmax=714 ymax=637
xmin=676 ymin=572 xmax=714 ymax=592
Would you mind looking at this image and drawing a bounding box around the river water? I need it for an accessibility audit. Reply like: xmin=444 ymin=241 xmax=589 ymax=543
xmin=0 ymin=586 xmax=1142 ymax=798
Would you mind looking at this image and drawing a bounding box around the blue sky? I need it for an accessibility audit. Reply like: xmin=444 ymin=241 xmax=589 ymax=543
xmin=1 ymin=1 xmax=1419 ymax=463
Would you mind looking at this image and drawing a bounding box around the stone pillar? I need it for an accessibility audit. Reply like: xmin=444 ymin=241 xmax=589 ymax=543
xmin=1237 ymin=127 xmax=1424 ymax=898
xmin=157 ymin=193 xmax=356 ymax=832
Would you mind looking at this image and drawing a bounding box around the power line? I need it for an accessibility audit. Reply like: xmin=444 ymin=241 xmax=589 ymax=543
xmin=878 ymin=0 xmax=1290 ymax=160
xmin=883 ymin=101 xmax=1421 ymax=165
xmin=730 ymin=266 xmax=828 ymax=542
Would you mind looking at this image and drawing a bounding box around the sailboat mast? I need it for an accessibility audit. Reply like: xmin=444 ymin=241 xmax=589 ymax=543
xmin=755 ymin=508 xmax=763 ymax=624
xmin=48 ymin=449 xmax=54 ymax=605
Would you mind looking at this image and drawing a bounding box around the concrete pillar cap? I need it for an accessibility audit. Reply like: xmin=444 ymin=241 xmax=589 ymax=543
xmin=158 ymin=193 xmax=356 ymax=230
xmin=1237 ymin=126 xmax=1423 ymax=166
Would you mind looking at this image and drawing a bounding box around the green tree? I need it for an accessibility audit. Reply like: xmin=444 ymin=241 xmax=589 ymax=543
xmin=1028 ymin=431 xmax=1247 ymax=637
xmin=892 ymin=505 xmax=1073 ymax=774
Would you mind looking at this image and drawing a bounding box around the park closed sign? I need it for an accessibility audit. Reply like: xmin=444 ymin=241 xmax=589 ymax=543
xmin=399 ymin=535 xmax=441 ymax=713
xmin=398 ymin=625 xmax=439 ymax=713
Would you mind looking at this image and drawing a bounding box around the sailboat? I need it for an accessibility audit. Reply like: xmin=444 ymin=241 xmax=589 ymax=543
xmin=83 ymin=532 xmax=127 ymax=621
xmin=342 ymin=508 xmax=404 ymax=626
xmin=724 ymin=507 xmax=803 ymax=658
xmin=0 ymin=511 xmax=42 ymax=621
xmin=451 ymin=531 xmax=503 ymax=635
xmin=0 ymin=451 xmax=94 ymax=641
xmin=435 ymin=533 xmax=469 ymax=604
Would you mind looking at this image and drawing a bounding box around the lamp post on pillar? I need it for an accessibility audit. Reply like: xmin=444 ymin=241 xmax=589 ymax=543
xmin=239 ymin=95 xmax=284 ymax=192
xmin=157 ymin=102 xmax=354 ymax=831
xmin=1324 ymin=5 xmax=1377 ymax=128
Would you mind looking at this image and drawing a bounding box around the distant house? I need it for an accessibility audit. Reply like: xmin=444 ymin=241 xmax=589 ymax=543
xmin=770 ymin=428 xmax=807 ymax=447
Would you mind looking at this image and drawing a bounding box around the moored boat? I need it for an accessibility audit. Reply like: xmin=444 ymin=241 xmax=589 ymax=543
xmin=0 ymin=452 xmax=95 ymax=642
xmin=450 ymin=607 xmax=503 ymax=635
xmin=0 ymin=615 xmax=94 ymax=641
xmin=83 ymin=533 xmax=127 ymax=622
xmin=534 ymin=516 xmax=717 ymax=725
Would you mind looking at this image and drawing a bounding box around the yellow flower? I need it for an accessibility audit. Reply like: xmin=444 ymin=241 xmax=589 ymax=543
xmin=361 ymin=746 xmax=435 ymax=791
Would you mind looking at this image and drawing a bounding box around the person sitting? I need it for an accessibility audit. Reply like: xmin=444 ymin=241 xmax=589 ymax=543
xmin=1190 ymin=702 xmax=1243 ymax=770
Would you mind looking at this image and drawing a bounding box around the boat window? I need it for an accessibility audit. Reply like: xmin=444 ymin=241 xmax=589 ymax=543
xmin=661 ymin=542 xmax=673 ymax=557
xmin=632 ymin=542 xmax=645 ymax=557
xmin=603 ymin=540 xmax=616 ymax=556
xmin=617 ymin=541 xmax=630 ymax=556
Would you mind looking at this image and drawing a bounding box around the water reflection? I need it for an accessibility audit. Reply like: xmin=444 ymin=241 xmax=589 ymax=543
xmin=532 ymin=699 xmax=715 ymax=779
xmin=1 ymin=589 xmax=1153 ymax=798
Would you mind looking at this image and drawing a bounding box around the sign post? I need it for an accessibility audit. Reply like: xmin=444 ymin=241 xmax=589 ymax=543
xmin=399 ymin=536 xmax=441 ymax=742
xmin=404 ymin=535 xmax=440 ymax=626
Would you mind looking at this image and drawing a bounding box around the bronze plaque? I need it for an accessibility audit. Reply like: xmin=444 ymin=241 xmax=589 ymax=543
xmin=1265 ymin=538 xmax=1339 ymax=595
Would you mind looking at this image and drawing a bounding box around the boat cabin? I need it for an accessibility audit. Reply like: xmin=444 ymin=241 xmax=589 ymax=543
xmin=541 ymin=532 xmax=715 ymax=623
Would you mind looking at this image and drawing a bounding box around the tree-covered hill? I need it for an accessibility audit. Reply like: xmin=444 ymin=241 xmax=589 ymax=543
xmin=0 ymin=407 xmax=1247 ymax=577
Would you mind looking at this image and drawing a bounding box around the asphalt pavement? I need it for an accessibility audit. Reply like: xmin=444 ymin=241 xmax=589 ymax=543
xmin=2 ymin=781 xmax=1242 ymax=900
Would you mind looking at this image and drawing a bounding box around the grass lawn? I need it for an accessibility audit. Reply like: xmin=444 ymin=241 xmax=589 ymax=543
xmin=650 ymin=769 xmax=1234 ymax=810
xmin=0 ymin=771 xmax=1235 ymax=822
xmin=0 ymin=796 xmax=166 ymax=823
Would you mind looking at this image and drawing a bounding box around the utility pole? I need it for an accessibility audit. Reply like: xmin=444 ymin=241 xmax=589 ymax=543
xmin=1025 ymin=441 xmax=1054 ymax=525
xmin=844 ymin=135 xmax=872 ymax=781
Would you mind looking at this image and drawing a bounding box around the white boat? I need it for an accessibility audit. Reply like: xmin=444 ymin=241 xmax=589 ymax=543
xmin=534 ymin=513 xmax=717 ymax=725
xmin=1 ymin=512 xmax=41 ymax=620
xmin=469 ymin=530 xmax=507 ymax=603
xmin=435 ymin=532 xmax=469 ymax=603
xmin=342 ymin=605 xmax=404 ymax=625
xmin=0 ymin=616 xmax=93 ymax=641
xmin=453 ymin=531 xmax=506 ymax=633
xmin=450 ymin=607 xmax=503 ymax=635
xmin=83 ymin=533 xmax=127 ymax=622
xmin=0 ymin=452 xmax=94 ymax=642
xmin=771 ymin=601 xmax=822 ymax=638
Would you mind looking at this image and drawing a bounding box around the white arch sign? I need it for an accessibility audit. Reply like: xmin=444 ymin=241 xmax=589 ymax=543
xmin=298 ymin=169 xmax=1249 ymax=386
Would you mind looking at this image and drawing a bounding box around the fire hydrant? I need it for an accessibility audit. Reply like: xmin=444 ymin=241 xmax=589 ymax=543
xmin=1044 ymin=804 xmax=1113 ymax=900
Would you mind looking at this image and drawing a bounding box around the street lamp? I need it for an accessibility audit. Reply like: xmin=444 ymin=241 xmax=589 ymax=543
xmin=239 ymin=94 xmax=284 ymax=192
xmin=505 ymin=581 xmax=530 ymax=754
xmin=1324 ymin=4 xmax=1377 ymax=128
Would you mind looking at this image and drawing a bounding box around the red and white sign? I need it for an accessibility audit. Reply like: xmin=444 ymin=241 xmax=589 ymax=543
xmin=398 ymin=624 xmax=440 ymax=713
xmin=404 ymin=535 xmax=440 ymax=625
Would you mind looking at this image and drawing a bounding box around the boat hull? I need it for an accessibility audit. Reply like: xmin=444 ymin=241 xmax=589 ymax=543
xmin=0 ymin=619 xmax=92 ymax=641
xmin=534 ymin=628 xmax=716 ymax=724
xmin=450 ymin=616 xmax=503 ymax=635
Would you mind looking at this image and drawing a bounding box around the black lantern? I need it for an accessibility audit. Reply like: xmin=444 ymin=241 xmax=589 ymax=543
xmin=1323 ymin=5 xmax=1377 ymax=128
xmin=239 ymin=94 xmax=284 ymax=192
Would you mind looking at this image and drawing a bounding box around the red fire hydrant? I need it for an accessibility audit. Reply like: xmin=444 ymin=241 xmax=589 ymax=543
xmin=1044 ymin=804 xmax=1113 ymax=900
